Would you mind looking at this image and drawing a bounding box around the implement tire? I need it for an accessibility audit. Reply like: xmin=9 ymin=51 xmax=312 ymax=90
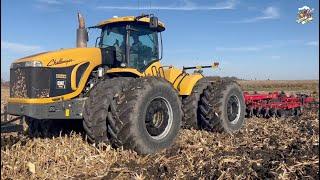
xmin=107 ymin=77 xmax=182 ymax=154
xmin=83 ymin=77 xmax=132 ymax=144
xmin=199 ymin=79 xmax=246 ymax=133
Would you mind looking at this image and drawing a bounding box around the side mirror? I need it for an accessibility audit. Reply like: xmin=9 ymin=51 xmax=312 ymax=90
xmin=150 ymin=16 xmax=158 ymax=29
xmin=86 ymin=30 xmax=89 ymax=42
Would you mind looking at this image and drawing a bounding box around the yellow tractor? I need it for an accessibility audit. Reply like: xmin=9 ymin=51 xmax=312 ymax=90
xmin=7 ymin=13 xmax=245 ymax=154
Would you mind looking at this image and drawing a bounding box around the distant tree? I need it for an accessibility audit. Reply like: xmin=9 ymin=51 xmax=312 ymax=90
xmin=222 ymin=76 xmax=242 ymax=81
xmin=1 ymin=78 xmax=9 ymax=86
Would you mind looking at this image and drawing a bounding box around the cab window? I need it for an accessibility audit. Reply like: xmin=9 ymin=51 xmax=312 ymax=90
xmin=100 ymin=25 xmax=126 ymax=63
xmin=129 ymin=25 xmax=159 ymax=71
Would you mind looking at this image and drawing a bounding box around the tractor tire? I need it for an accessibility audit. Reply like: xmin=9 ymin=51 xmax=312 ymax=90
xmin=25 ymin=118 xmax=58 ymax=137
xmin=107 ymin=77 xmax=182 ymax=154
xmin=199 ymin=79 xmax=246 ymax=133
xmin=83 ymin=77 xmax=132 ymax=144
xmin=182 ymin=76 xmax=221 ymax=129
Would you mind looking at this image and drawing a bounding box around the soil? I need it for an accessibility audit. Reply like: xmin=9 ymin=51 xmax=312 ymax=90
xmin=1 ymin=81 xmax=319 ymax=179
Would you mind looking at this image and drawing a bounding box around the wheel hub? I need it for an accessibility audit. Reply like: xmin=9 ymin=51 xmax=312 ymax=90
xmin=227 ymin=95 xmax=241 ymax=124
xmin=145 ymin=97 xmax=173 ymax=140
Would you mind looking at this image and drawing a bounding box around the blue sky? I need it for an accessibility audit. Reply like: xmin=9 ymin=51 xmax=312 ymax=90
xmin=1 ymin=0 xmax=319 ymax=80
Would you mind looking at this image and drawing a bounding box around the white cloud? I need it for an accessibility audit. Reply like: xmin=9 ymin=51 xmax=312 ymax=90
xmin=97 ymin=0 xmax=237 ymax=11
xmin=306 ymin=41 xmax=319 ymax=46
xmin=34 ymin=0 xmax=85 ymax=11
xmin=234 ymin=6 xmax=280 ymax=23
xmin=260 ymin=6 xmax=280 ymax=19
xmin=216 ymin=46 xmax=262 ymax=52
xmin=215 ymin=44 xmax=275 ymax=52
xmin=1 ymin=41 xmax=42 ymax=54
xmin=215 ymin=40 xmax=303 ymax=52
xmin=36 ymin=0 xmax=62 ymax=5
xmin=271 ymin=55 xmax=281 ymax=59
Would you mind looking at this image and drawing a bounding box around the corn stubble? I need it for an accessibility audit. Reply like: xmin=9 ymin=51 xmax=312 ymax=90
xmin=1 ymin=81 xmax=319 ymax=179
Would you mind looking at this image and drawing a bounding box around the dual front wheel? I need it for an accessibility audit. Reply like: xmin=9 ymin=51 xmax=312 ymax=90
xmin=83 ymin=77 xmax=181 ymax=154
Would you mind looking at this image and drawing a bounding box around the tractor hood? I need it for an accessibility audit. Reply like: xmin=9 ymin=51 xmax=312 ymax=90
xmin=9 ymin=47 xmax=103 ymax=103
xmin=13 ymin=47 xmax=102 ymax=68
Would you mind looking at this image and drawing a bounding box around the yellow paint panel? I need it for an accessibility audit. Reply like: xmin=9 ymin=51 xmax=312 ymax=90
xmin=162 ymin=67 xmax=183 ymax=84
xmin=8 ymin=48 xmax=102 ymax=104
xmin=143 ymin=61 xmax=203 ymax=95
xmin=106 ymin=61 xmax=163 ymax=77
xmin=107 ymin=68 xmax=144 ymax=76
xmin=16 ymin=48 xmax=101 ymax=68
xmin=177 ymin=74 xmax=203 ymax=95
xmin=71 ymin=62 xmax=88 ymax=90
xmin=143 ymin=62 xmax=203 ymax=95
xmin=144 ymin=61 xmax=163 ymax=76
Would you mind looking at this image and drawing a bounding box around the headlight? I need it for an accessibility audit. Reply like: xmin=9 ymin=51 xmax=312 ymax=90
xmin=24 ymin=61 xmax=43 ymax=67
xmin=10 ymin=61 xmax=43 ymax=68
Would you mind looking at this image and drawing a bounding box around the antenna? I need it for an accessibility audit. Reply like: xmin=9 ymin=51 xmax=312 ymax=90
xmin=149 ymin=0 xmax=152 ymax=16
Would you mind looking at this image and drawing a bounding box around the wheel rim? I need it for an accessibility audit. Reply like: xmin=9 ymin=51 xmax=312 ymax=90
xmin=145 ymin=97 xmax=173 ymax=140
xmin=226 ymin=95 xmax=241 ymax=124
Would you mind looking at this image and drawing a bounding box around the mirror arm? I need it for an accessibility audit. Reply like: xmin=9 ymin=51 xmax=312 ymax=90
xmin=95 ymin=36 xmax=102 ymax=47
xmin=125 ymin=25 xmax=131 ymax=65
xmin=159 ymin=32 xmax=163 ymax=60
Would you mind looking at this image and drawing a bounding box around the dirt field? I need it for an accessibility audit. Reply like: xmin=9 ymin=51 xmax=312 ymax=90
xmin=238 ymin=80 xmax=318 ymax=94
xmin=1 ymin=80 xmax=319 ymax=179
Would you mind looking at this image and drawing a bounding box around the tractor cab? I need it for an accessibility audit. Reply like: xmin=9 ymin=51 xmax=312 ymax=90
xmin=91 ymin=15 xmax=165 ymax=71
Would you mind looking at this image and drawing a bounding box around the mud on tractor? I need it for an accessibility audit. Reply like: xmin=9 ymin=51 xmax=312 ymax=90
xmin=2 ymin=13 xmax=246 ymax=154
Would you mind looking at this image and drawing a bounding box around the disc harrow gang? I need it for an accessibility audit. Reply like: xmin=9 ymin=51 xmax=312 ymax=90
xmin=244 ymin=91 xmax=318 ymax=118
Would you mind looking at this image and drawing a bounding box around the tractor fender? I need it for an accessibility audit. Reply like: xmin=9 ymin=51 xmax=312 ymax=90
xmin=106 ymin=68 xmax=144 ymax=77
xmin=174 ymin=73 xmax=203 ymax=96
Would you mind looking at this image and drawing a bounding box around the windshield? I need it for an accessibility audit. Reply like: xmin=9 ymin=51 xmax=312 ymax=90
xmin=129 ymin=25 xmax=159 ymax=70
xmin=100 ymin=24 xmax=126 ymax=63
xmin=99 ymin=23 xmax=159 ymax=71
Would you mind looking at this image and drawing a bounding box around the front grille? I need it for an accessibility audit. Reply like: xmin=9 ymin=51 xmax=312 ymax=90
xmin=10 ymin=65 xmax=76 ymax=99
xmin=10 ymin=67 xmax=51 ymax=98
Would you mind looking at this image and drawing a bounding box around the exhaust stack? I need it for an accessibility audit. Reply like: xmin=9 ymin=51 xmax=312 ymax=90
xmin=76 ymin=12 xmax=88 ymax=48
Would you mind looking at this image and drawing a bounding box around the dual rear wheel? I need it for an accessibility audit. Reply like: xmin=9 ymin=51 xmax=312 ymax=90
xmin=182 ymin=77 xmax=246 ymax=133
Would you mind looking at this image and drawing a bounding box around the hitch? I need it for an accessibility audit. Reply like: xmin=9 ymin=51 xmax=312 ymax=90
xmin=183 ymin=62 xmax=219 ymax=71
xmin=1 ymin=106 xmax=25 ymax=134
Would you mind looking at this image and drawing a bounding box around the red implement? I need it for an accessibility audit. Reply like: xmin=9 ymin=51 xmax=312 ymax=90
xmin=243 ymin=91 xmax=318 ymax=118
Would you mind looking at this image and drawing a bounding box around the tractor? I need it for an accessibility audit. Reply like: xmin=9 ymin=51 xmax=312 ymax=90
xmin=5 ymin=13 xmax=246 ymax=154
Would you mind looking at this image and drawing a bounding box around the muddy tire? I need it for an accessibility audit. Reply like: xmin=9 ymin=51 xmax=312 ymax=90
xmin=25 ymin=118 xmax=57 ymax=137
xmin=199 ymin=79 xmax=246 ymax=133
xmin=83 ymin=77 xmax=132 ymax=144
xmin=107 ymin=77 xmax=182 ymax=154
xmin=182 ymin=76 xmax=221 ymax=129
